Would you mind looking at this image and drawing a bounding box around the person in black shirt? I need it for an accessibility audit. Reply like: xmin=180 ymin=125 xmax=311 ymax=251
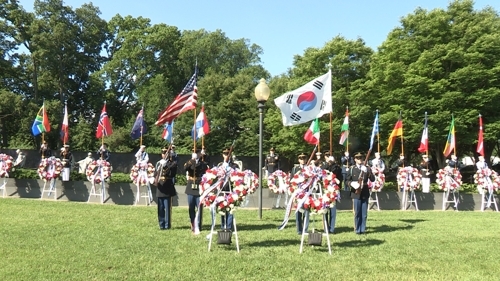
xmin=347 ymin=152 xmax=375 ymax=235
xmin=97 ymin=143 xmax=110 ymax=161
xmin=40 ymin=141 xmax=51 ymax=159
xmin=156 ymin=147 xmax=178 ymax=230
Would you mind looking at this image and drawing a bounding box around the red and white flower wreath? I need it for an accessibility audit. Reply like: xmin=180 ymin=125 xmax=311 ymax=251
xmin=397 ymin=167 xmax=422 ymax=191
xmin=368 ymin=166 xmax=385 ymax=191
xmin=130 ymin=162 xmax=155 ymax=186
xmin=86 ymin=160 xmax=112 ymax=184
xmin=200 ymin=166 xmax=258 ymax=214
xmin=267 ymin=170 xmax=290 ymax=194
xmin=436 ymin=167 xmax=462 ymax=191
xmin=474 ymin=168 xmax=500 ymax=193
xmin=0 ymin=154 xmax=14 ymax=178
xmin=293 ymin=166 xmax=341 ymax=214
xmin=37 ymin=157 xmax=63 ymax=181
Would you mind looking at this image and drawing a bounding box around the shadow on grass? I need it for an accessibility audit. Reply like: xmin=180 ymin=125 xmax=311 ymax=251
xmin=370 ymin=224 xmax=413 ymax=233
xmin=246 ymin=239 xmax=303 ymax=247
xmin=399 ymin=219 xmax=427 ymax=224
xmin=335 ymin=238 xmax=385 ymax=248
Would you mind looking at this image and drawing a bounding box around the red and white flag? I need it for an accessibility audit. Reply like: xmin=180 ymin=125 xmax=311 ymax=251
xmin=156 ymin=70 xmax=198 ymax=126
xmin=96 ymin=102 xmax=113 ymax=138
xmin=60 ymin=103 xmax=69 ymax=144
xmin=477 ymin=114 xmax=484 ymax=156
xmin=417 ymin=113 xmax=428 ymax=153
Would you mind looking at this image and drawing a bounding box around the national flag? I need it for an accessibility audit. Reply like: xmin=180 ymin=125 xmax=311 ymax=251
xmin=31 ymin=104 xmax=51 ymax=136
xmin=304 ymin=118 xmax=320 ymax=145
xmin=131 ymin=107 xmax=147 ymax=140
xmin=191 ymin=104 xmax=210 ymax=140
xmin=417 ymin=114 xmax=428 ymax=153
xmin=386 ymin=116 xmax=403 ymax=155
xmin=162 ymin=121 xmax=174 ymax=143
xmin=60 ymin=104 xmax=69 ymax=143
xmin=155 ymin=70 xmax=198 ymax=126
xmin=477 ymin=114 xmax=484 ymax=156
xmin=274 ymin=70 xmax=332 ymax=126
xmin=369 ymin=111 xmax=379 ymax=150
xmin=339 ymin=109 xmax=349 ymax=145
xmin=96 ymin=103 xmax=113 ymax=138
xmin=443 ymin=116 xmax=455 ymax=157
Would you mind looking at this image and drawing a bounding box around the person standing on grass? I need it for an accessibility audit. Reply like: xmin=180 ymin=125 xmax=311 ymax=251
xmin=184 ymin=149 xmax=209 ymax=234
xmin=347 ymin=152 xmax=375 ymax=235
xmin=156 ymin=147 xmax=177 ymax=230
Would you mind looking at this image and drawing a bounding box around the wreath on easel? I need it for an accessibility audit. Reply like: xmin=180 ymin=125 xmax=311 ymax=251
xmin=267 ymin=170 xmax=290 ymax=194
xmin=436 ymin=167 xmax=462 ymax=191
xmin=86 ymin=160 xmax=112 ymax=184
xmin=0 ymin=154 xmax=14 ymax=178
xmin=474 ymin=168 xmax=500 ymax=194
xmin=37 ymin=157 xmax=63 ymax=181
xmin=199 ymin=166 xmax=257 ymax=214
xmin=397 ymin=167 xmax=422 ymax=191
xmin=292 ymin=167 xmax=340 ymax=214
xmin=129 ymin=162 xmax=155 ymax=186
xmin=368 ymin=166 xmax=385 ymax=191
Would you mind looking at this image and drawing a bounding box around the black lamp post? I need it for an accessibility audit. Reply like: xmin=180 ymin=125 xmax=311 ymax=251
xmin=254 ymin=78 xmax=270 ymax=219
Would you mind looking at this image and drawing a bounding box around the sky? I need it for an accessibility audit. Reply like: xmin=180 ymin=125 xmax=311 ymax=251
xmin=23 ymin=0 xmax=500 ymax=76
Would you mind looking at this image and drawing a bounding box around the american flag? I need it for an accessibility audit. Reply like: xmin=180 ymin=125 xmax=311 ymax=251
xmin=155 ymin=70 xmax=198 ymax=126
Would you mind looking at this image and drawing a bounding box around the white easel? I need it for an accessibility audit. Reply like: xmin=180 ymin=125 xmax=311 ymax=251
xmin=207 ymin=184 xmax=240 ymax=252
xmin=135 ymin=168 xmax=152 ymax=206
xmin=299 ymin=184 xmax=332 ymax=255
xmin=88 ymin=165 xmax=106 ymax=204
xmin=40 ymin=178 xmax=57 ymax=200
xmin=401 ymin=173 xmax=419 ymax=211
xmin=481 ymin=177 xmax=499 ymax=212
xmin=369 ymin=190 xmax=380 ymax=211
xmin=0 ymin=177 xmax=7 ymax=198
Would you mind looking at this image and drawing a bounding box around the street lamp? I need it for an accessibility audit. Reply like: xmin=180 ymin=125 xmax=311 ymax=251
xmin=254 ymin=78 xmax=270 ymax=219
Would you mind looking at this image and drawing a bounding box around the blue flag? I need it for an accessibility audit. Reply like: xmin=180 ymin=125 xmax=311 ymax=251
xmin=369 ymin=111 xmax=379 ymax=150
xmin=131 ymin=108 xmax=147 ymax=140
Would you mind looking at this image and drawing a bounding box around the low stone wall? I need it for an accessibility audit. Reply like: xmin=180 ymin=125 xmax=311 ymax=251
xmin=1 ymin=179 xmax=498 ymax=211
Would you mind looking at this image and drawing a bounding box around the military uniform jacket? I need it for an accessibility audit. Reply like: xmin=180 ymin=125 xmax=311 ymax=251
xmin=418 ymin=160 xmax=432 ymax=178
xmin=97 ymin=150 xmax=110 ymax=161
xmin=184 ymin=159 xmax=209 ymax=196
xmin=347 ymin=165 xmax=375 ymax=200
xmin=156 ymin=159 xmax=177 ymax=198
xmin=60 ymin=151 xmax=73 ymax=168
xmin=265 ymin=154 xmax=280 ymax=173
xmin=291 ymin=164 xmax=307 ymax=176
xmin=448 ymin=160 xmax=465 ymax=170
xmin=218 ymin=161 xmax=240 ymax=191
xmin=340 ymin=156 xmax=354 ymax=174
xmin=40 ymin=148 xmax=52 ymax=158
xmin=322 ymin=162 xmax=343 ymax=183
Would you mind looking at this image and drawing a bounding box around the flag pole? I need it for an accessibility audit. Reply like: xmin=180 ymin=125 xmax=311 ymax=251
xmin=400 ymin=111 xmax=404 ymax=156
xmin=201 ymin=102 xmax=205 ymax=149
xmin=425 ymin=112 xmax=428 ymax=158
xmin=329 ymin=112 xmax=333 ymax=154
xmin=139 ymin=105 xmax=144 ymax=147
xmin=346 ymin=106 xmax=349 ymax=154
xmin=452 ymin=113 xmax=456 ymax=157
xmin=193 ymin=107 xmax=197 ymax=152
xmin=376 ymin=109 xmax=380 ymax=153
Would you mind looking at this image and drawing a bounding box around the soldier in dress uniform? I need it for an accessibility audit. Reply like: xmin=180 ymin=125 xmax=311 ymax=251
xmin=97 ymin=143 xmax=110 ymax=161
xmin=292 ymin=153 xmax=309 ymax=235
xmin=134 ymin=145 xmax=149 ymax=164
xmin=216 ymin=148 xmax=240 ymax=231
xmin=447 ymin=155 xmax=465 ymax=170
xmin=40 ymin=141 xmax=51 ymax=159
xmin=340 ymin=151 xmax=354 ymax=191
xmin=184 ymin=148 xmax=209 ymax=233
xmin=370 ymin=152 xmax=386 ymax=172
xmin=418 ymin=154 xmax=432 ymax=192
xmin=200 ymin=145 xmax=210 ymax=167
xmin=265 ymin=147 xmax=280 ymax=177
xmin=156 ymin=147 xmax=178 ymax=230
xmin=322 ymin=152 xmax=342 ymax=234
xmin=60 ymin=144 xmax=73 ymax=181
xmin=476 ymin=155 xmax=488 ymax=170
xmin=347 ymin=152 xmax=375 ymax=235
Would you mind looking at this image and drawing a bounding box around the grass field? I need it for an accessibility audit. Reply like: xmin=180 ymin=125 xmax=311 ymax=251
xmin=0 ymin=198 xmax=499 ymax=281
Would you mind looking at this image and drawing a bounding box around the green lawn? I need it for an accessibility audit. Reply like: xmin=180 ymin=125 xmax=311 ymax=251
xmin=0 ymin=199 xmax=499 ymax=281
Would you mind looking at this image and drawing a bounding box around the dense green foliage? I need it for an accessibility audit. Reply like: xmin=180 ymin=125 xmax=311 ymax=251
xmin=1 ymin=199 xmax=500 ymax=280
xmin=0 ymin=0 xmax=499 ymax=170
